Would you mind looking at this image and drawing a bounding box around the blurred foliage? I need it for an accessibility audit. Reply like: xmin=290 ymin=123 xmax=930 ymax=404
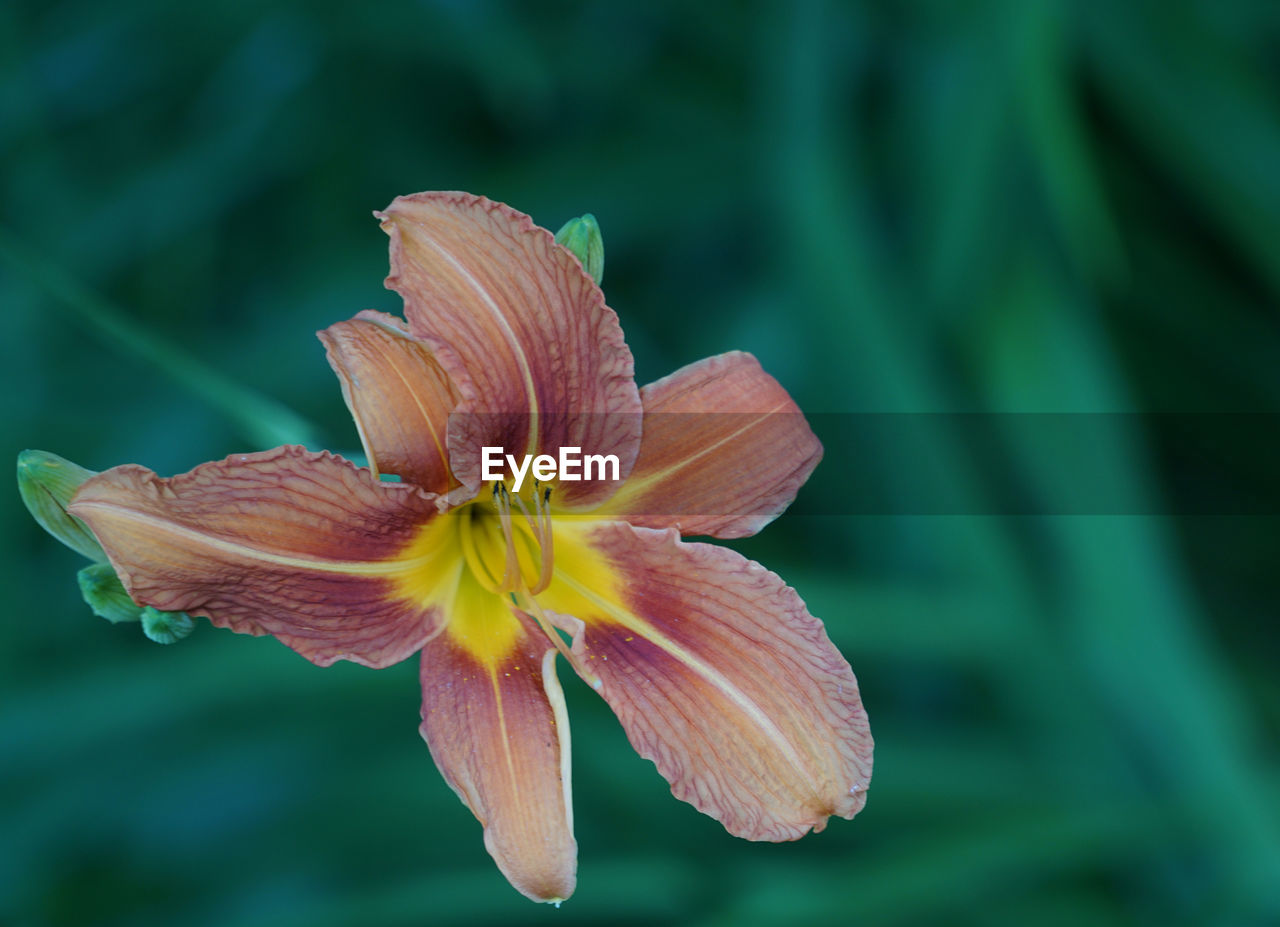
xmin=3 ymin=1 xmax=1279 ymax=925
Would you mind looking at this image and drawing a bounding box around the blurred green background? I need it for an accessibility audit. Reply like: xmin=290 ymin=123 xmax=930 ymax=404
xmin=3 ymin=1 xmax=1279 ymax=925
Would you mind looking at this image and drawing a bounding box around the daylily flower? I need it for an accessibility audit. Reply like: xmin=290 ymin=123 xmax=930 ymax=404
xmin=69 ymin=192 xmax=873 ymax=903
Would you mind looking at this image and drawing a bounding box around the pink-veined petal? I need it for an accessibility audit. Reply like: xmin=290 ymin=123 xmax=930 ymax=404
xmin=598 ymin=351 xmax=822 ymax=537
xmin=69 ymin=446 xmax=445 ymax=668
xmin=377 ymin=192 xmax=641 ymax=505
xmin=420 ymin=578 xmax=576 ymax=903
xmin=320 ymin=310 xmax=460 ymax=494
xmin=539 ymin=520 xmax=871 ymax=841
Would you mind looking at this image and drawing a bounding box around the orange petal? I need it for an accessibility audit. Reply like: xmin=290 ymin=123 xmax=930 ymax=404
xmin=377 ymin=192 xmax=641 ymax=506
xmin=319 ymin=310 xmax=460 ymax=493
xmin=542 ymin=521 xmax=871 ymax=841
xmin=599 ymin=351 xmax=822 ymax=537
xmin=420 ymin=576 xmax=576 ymax=903
xmin=69 ymin=447 xmax=446 ymax=668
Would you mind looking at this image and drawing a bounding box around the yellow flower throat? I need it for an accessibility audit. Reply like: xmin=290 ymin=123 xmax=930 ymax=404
xmin=393 ymin=479 xmax=618 ymax=682
xmin=393 ymin=480 xmax=571 ymax=671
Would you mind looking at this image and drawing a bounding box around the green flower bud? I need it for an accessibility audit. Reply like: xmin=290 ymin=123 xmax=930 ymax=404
xmin=141 ymin=607 xmax=195 ymax=644
xmin=78 ymin=563 xmax=144 ymax=624
xmin=555 ymin=213 xmax=605 ymax=285
xmin=17 ymin=449 xmax=106 ymax=562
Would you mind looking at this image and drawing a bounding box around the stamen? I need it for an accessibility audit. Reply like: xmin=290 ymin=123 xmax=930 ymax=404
xmin=508 ymin=481 xmax=556 ymax=595
xmin=533 ymin=484 xmax=555 ymax=595
xmin=492 ymin=483 xmax=522 ymax=594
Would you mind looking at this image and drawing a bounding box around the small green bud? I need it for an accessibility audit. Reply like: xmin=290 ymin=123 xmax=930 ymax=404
xmin=141 ymin=607 xmax=195 ymax=644
xmin=17 ymin=450 xmax=106 ymax=562
xmin=555 ymin=213 xmax=605 ymax=285
xmin=77 ymin=563 xmax=144 ymax=624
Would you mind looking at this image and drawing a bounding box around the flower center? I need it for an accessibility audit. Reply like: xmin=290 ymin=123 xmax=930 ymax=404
xmin=390 ymin=479 xmax=609 ymax=686
xmin=452 ymin=479 xmax=596 ymax=680
xmin=457 ymin=480 xmax=556 ymax=597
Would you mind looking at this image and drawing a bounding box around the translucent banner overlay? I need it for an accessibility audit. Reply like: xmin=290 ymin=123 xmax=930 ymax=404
xmin=446 ymin=412 xmax=1280 ymax=516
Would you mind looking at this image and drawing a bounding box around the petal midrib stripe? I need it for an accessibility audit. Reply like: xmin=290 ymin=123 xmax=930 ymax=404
xmin=554 ymin=569 xmax=811 ymax=780
xmin=421 ymin=232 xmax=540 ymax=456
xmin=617 ymin=401 xmax=795 ymax=497
xmin=77 ymin=502 xmax=430 ymax=576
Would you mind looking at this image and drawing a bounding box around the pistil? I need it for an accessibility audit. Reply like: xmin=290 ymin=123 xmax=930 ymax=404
xmin=515 ymin=584 xmax=601 ymax=691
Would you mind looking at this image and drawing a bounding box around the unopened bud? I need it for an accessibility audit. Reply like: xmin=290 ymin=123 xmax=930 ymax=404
xmin=141 ymin=607 xmax=195 ymax=644
xmin=78 ymin=563 xmax=143 ymax=624
xmin=17 ymin=450 xmax=106 ymax=562
xmin=555 ymin=213 xmax=605 ymax=285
